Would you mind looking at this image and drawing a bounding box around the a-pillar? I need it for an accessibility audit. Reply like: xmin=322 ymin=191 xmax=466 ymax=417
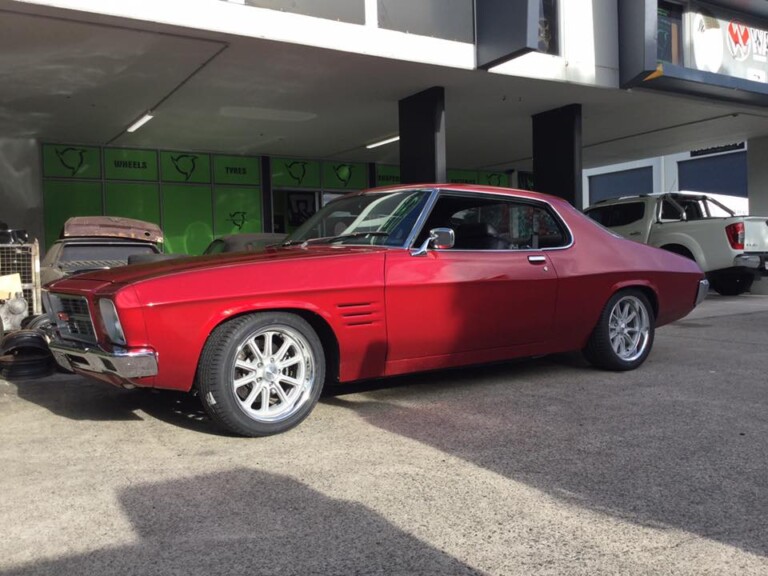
xmin=398 ymin=87 xmax=447 ymax=184
xmin=532 ymin=104 xmax=583 ymax=207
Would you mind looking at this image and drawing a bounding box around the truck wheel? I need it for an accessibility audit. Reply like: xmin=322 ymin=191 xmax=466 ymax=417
xmin=583 ymin=290 xmax=655 ymax=371
xmin=709 ymin=273 xmax=753 ymax=296
xmin=197 ymin=312 xmax=325 ymax=437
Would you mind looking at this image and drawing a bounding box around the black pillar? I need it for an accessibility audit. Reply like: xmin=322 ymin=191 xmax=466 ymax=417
xmin=398 ymin=86 xmax=446 ymax=184
xmin=532 ymin=104 xmax=582 ymax=206
xmin=261 ymin=156 xmax=274 ymax=232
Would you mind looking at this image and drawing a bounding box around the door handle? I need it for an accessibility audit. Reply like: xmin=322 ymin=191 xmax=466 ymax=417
xmin=629 ymin=231 xmax=641 ymax=236
xmin=528 ymin=255 xmax=546 ymax=264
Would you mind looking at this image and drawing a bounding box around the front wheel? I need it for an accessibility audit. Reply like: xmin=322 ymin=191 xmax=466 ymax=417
xmin=583 ymin=290 xmax=655 ymax=371
xmin=197 ymin=312 xmax=325 ymax=436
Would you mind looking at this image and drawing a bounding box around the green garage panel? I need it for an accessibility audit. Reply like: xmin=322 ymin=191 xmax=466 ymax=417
xmin=104 ymin=148 xmax=159 ymax=181
xmin=162 ymin=185 xmax=213 ymax=255
xmin=160 ymin=151 xmax=211 ymax=184
xmin=322 ymin=161 xmax=367 ymax=190
xmin=43 ymin=181 xmax=103 ymax=249
xmin=213 ymin=155 xmax=260 ymax=186
xmin=272 ymin=158 xmax=320 ymax=188
xmin=214 ymin=187 xmax=262 ymax=236
xmin=42 ymin=144 xmax=101 ymax=179
xmin=105 ymin=183 xmax=161 ymax=225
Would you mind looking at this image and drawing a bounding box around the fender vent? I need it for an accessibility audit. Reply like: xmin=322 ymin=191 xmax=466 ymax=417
xmin=337 ymin=301 xmax=382 ymax=327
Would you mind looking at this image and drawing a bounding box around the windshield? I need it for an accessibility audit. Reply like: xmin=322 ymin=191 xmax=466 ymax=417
xmin=284 ymin=189 xmax=433 ymax=247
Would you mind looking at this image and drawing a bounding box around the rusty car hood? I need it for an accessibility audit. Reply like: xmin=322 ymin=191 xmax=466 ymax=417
xmin=62 ymin=216 xmax=163 ymax=244
xmin=48 ymin=245 xmax=389 ymax=287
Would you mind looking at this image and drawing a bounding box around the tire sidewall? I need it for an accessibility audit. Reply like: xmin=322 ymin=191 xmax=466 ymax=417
xmin=586 ymin=290 xmax=655 ymax=371
xmin=199 ymin=312 xmax=325 ymax=436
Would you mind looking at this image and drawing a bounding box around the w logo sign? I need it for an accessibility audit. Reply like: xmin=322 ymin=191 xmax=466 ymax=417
xmin=727 ymin=21 xmax=751 ymax=61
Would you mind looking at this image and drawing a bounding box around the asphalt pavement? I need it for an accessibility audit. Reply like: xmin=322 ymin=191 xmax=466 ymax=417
xmin=1 ymin=293 xmax=767 ymax=575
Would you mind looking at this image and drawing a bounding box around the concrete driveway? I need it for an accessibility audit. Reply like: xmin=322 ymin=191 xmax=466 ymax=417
xmin=1 ymin=294 xmax=767 ymax=575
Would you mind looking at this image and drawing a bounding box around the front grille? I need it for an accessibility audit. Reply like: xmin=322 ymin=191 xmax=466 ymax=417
xmin=51 ymin=294 xmax=97 ymax=344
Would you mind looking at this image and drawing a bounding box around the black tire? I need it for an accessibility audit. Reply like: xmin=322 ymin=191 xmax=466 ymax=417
xmin=583 ymin=289 xmax=655 ymax=371
xmin=709 ymin=273 xmax=753 ymax=296
xmin=197 ymin=312 xmax=325 ymax=437
xmin=0 ymin=351 xmax=55 ymax=380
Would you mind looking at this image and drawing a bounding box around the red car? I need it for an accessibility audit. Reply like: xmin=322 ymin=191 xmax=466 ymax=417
xmin=45 ymin=185 xmax=708 ymax=436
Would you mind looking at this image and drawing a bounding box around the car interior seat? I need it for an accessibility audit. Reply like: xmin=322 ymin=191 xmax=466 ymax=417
xmin=453 ymin=222 xmax=510 ymax=250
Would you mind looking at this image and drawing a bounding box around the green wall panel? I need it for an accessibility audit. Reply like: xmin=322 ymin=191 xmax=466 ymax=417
xmin=448 ymin=169 xmax=479 ymax=184
xmin=376 ymin=165 xmax=401 ymax=187
xmin=104 ymin=148 xmax=159 ymax=181
xmin=105 ymin=183 xmax=160 ymax=225
xmin=43 ymin=181 xmax=103 ymax=249
xmin=213 ymin=155 xmax=261 ymax=186
xmin=479 ymin=171 xmax=510 ymax=187
xmin=272 ymin=158 xmax=321 ymax=188
xmin=42 ymin=144 xmax=101 ymax=179
xmin=162 ymin=185 xmax=213 ymax=255
xmin=214 ymin=187 xmax=263 ymax=236
xmin=160 ymin=151 xmax=211 ymax=183
xmin=322 ymin=162 xmax=367 ymax=190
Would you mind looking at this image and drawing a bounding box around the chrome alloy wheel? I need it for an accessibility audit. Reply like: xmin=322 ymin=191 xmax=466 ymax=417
xmin=608 ymin=295 xmax=651 ymax=362
xmin=231 ymin=326 xmax=316 ymax=423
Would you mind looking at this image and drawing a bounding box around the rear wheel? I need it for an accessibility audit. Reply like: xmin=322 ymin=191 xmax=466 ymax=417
xmin=197 ymin=312 xmax=325 ymax=437
xmin=583 ymin=290 xmax=655 ymax=371
xmin=709 ymin=273 xmax=753 ymax=296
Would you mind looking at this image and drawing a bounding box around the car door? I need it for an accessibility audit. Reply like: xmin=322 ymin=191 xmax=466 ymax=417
xmin=384 ymin=193 xmax=563 ymax=363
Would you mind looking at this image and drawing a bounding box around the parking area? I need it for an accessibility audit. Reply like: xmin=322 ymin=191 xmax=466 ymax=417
xmin=1 ymin=294 xmax=767 ymax=575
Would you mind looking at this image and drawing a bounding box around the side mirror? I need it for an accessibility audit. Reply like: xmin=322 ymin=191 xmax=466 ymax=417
xmin=411 ymin=227 xmax=455 ymax=256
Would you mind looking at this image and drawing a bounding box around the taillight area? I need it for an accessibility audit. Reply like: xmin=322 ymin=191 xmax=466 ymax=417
xmin=725 ymin=222 xmax=745 ymax=250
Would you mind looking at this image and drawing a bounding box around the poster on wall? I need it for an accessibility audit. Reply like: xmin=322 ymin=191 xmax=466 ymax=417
xmin=287 ymin=192 xmax=316 ymax=227
xmin=687 ymin=2 xmax=768 ymax=83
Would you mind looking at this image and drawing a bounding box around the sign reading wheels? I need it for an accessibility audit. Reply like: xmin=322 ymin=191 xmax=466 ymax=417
xmin=688 ymin=2 xmax=768 ymax=83
xmin=104 ymin=149 xmax=158 ymax=181
xmin=43 ymin=144 xmax=101 ymax=179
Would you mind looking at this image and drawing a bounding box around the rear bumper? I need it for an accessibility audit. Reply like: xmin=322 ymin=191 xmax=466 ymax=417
xmin=695 ymin=279 xmax=709 ymax=307
xmin=733 ymin=253 xmax=768 ymax=272
xmin=49 ymin=339 xmax=158 ymax=380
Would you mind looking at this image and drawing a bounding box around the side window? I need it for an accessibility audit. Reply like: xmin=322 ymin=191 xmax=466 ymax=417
xmin=586 ymin=203 xmax=645 ymax=227
xmin=418 ymin=194 xmax=569 ymax=250
xmin=660 ymin=200 xmax=683 ymax=220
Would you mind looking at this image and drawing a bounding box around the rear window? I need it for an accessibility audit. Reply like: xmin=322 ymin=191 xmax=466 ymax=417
xmin=586 ymin=202 xmax=645 ymax=227
xmin=60 ymin=243 xmax=158 ymax=262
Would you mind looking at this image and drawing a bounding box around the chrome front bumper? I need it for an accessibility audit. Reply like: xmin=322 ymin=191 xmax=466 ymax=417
xmin=695 ymin=279 xmax=709 ymax=307
xmin=49 ymin=339 xmax=158 ymax=379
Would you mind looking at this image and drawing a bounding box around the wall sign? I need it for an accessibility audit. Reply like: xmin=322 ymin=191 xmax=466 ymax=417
xmin=376 ymin=165 xmax=401 ymax=187
xmin=42 ymin=144 xmax=101 ymax=179
xmin=688 ymin=2 xmax=768 ymax=83
xmin=104 ymin=148 xmax=158 ymax=181
xmin=322 ymin=161 xmax=367 ymax=189
xmin=160 ymin=151 xmax=211 ymax=183
xmin=214 ymin=155 xmax=261 ymax=186
xmin=271 ymin=158 xmax=321 ymax=188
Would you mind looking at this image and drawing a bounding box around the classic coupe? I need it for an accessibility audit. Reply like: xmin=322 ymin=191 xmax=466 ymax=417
xmin=45 ymin=185 xmax=708 ymax=436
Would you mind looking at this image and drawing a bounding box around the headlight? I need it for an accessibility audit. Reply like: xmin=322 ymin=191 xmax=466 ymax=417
xmin=98 ymin=299 xmax=127 ymax=345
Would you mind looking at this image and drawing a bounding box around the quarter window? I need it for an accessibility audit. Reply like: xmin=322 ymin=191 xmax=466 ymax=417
xmin=586 ymin=202 xmax=645 ymax=227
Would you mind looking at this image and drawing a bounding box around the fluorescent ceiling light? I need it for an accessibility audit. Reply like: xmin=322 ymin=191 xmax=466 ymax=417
xmin=127 ymin=113 xmax=154 ymax=133
xmin=366 ymin=135 xmax=400 ymax=149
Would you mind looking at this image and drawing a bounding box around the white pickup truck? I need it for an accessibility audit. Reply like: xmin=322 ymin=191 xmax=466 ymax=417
xmin=585 ymin=193 xmax=768 ymax=296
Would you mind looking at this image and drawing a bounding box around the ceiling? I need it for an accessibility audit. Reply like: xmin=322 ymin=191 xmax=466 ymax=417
xmin=2 ymin=1 xmax=768 ymax=173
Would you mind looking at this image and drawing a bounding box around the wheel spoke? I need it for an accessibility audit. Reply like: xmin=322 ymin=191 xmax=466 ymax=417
xmin=241 ymin=382 xmax=262 ymax=408
xmin=234 ymin=372 xmax=257 ymax=389
xmin=246 ymin=339 xmax=264 ymax=363
xmin=273 ymin=384 xmax=289 ymax=403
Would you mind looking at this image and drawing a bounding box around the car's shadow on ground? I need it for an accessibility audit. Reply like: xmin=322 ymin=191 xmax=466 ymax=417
xmin=10 ymin=372 xmax=229 ymax=436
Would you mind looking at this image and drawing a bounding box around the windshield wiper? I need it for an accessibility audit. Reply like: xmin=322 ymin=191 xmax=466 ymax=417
xmin=282 ymin=231 xmax=390 ymax=248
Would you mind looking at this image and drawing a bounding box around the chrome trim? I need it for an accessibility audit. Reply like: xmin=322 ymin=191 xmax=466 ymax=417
xmin=733 ymin=254 xmax=763 ymax=269
xmin=695 ymin=279 xmax=709 ymax=307
xmin=49 ymin=339 xmax=158 ymax=379
xmin=528 ymin=255 xmax=546 ymax=263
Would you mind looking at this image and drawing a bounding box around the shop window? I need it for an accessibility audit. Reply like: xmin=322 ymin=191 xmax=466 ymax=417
xmin=539 ymin=0 xmax=559 ymax=55
xmin=658 ymin=1 xmax=684 ymax=65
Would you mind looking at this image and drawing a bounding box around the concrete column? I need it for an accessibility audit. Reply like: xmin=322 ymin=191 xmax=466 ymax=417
xmin=532 ymin=104 xmax=583 ymax=206
xmin=747 ymin=136 xmax=768 ymax=216
xmin=398 ymin=87 xmax=447 ymax=184
xmin=747 ymin=137 xmax=768 ymax=294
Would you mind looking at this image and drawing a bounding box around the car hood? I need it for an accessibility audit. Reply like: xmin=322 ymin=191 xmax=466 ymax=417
xmin=53 ymin=245 xmax=390 ymax=286
xmin=62 ymin=216 xmax=163 ymax=244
